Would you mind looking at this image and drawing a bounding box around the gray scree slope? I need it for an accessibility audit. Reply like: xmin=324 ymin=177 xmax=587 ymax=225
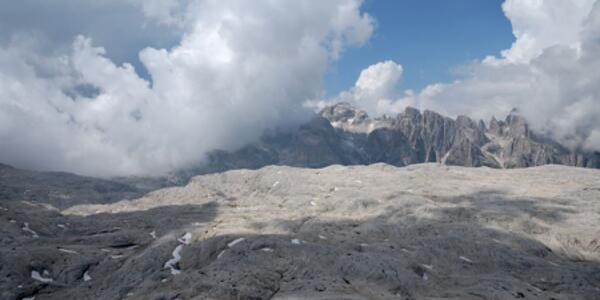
xmin=1 ymin=163 xmax=599 ymax=299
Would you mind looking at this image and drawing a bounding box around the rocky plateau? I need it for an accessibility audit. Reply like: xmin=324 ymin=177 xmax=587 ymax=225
xmin=1 ymin=163 xmax=600 ymax=299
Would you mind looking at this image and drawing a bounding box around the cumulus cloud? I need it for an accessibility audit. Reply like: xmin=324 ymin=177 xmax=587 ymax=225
xmin=308 ymin=60 xmax=403 ymax=115
xmin=496 ymin=0 xmax=596 ymax=64
xmin=0 ymin=0 xmax=374 ymax=176
xmin=355 ymin=61 xmax=403 ymax=101
xmin=330 ymin=0 xmax=600 ymax=152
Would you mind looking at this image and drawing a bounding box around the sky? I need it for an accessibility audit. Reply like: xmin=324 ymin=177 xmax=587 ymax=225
xmin=328 ymin=0 xmax=514 ymax=94
xmin=0 ymin=0 xmax=599 ymax=177
xmin=0 ymin=0 xmax=515 ymax=95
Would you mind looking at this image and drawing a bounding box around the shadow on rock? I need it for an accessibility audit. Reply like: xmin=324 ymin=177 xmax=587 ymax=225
xmin=2 ymin=181 xmax=599 ymax=299
xmin=0 ymin=200 xmax=219 ymax=300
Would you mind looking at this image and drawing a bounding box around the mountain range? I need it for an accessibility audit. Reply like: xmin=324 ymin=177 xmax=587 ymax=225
xmin=196 ymin=102 xmax=600 ymax=176
xmin=2 ymin=103 xmax=598 ymax=207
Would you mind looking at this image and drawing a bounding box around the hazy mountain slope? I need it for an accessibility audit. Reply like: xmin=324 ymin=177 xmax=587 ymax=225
xmin=485 ymin=111 xmax=599 ymax=168
xmin=0 ymin=163 xmax=149 ymax=209
xmin=2 ymin=164 xmax=600 ymax=299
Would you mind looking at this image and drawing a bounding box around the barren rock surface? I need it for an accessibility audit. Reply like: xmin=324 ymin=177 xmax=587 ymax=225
xmin=2 ymin=163 xmax=600 ymax=299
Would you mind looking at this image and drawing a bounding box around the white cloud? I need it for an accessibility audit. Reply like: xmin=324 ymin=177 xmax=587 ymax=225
xmin=311 ymin=60 xmax=403 ymax=115
xmin=495 ymin=0 xmax=596 ymax=64
xmin=355 ymin=60 xmax=403 ymax=97
xmin=0 ymin=0 xmax=374 ymax=176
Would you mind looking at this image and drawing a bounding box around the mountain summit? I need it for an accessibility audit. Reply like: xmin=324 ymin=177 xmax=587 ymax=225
xmin=194 ymin=103 xmax=599 ymax=177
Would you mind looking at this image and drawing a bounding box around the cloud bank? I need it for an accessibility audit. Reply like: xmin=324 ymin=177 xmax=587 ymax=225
xmin=334 ymin=0 xmax=600 ymax=152
xmin=0 ymin=0 xmax=374 ymax=176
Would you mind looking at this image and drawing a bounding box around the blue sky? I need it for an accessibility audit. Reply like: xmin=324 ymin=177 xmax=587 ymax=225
xmin=326 ymin=0 xmax=514 ymax=95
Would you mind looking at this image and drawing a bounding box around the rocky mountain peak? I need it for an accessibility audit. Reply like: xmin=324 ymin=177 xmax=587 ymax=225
xmin=478 ymin=120 xmax=486 ymax=131
xmin=398 ymin=106 xmax=422 ymax=121
xmin=319 ymin=102 xmax=369 ymax=125
xmin=319 ymin=102 xmax=389 ymax=134
xmin=456 ymin=115 xmax=476 ymax=128
xmin=504 ymin=108 xmax=529 ymax=137
xmin=422 ymin=109 xmax=443 ymax=119
xmin=488 ymin=116 xmax=502 ymax=135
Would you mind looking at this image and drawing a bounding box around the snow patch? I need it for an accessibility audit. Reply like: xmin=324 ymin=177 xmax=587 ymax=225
xmin=58 ymin=248 xmax=79 ymax=255
xmin=164 ymin=245 xmax=183 ymax=275
xmin=83 ymin=271 xmax=92 ymax=282
xmin=177 ymin=232 xmax=192 ymax=245
xmin=31 ymin=270 xmax=53 ymax=283
xmin=149 ymin=230 xmax=157 ymax=239
xmin=22 ymin=222 xmax=39 ymax=238
xmin=164 ymin=232 xmax=193 ymax=275
xmin=441 ymin=150 xmax=452 ymax=164
xmin=272 ymin=181 xmax=280 ymax=188
xmin=459 ymin=256 xmax=474 ymax=263
xmin=227 ymin=238 xmax=246 ymax=248
xmin=291 ymin=239 xmax=302 ymax=245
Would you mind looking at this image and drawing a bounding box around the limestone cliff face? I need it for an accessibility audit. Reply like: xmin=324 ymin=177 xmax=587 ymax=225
xmin=192 ymin=102 xmax=600 ymax=176
xmin=483 ymin=109 xmax=600 ymax=168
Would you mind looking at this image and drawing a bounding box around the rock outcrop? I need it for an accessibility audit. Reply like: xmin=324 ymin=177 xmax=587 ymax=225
xmin=481 ymin=109 xmax=600 ymax=168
